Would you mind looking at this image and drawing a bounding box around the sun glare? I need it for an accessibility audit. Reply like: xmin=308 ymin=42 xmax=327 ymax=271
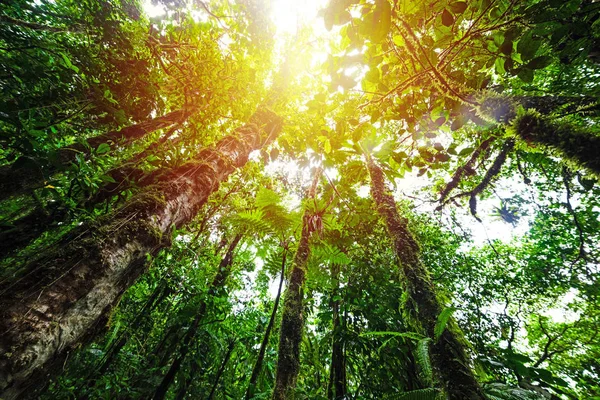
xmin=270 ymin=0 xmax=327 ymax=35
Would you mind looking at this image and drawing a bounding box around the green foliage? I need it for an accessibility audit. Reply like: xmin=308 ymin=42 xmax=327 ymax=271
xmin=1 ymin=0 xmax=600 ymax=399
xmin=433 ymin=306 xmax=456 ymax=341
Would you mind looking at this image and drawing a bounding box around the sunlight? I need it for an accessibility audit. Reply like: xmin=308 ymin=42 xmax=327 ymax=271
xmin=142 ymin=0 xmax=165 ymax=18
xmin=270 ymin=0 xmax=326 ymax=35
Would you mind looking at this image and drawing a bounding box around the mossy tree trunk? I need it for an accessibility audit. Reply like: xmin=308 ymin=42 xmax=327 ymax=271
xmin=0 ymin=109 xmax=281 ymax=400
xmin=0 ymin=108 xmax=192 ymax=202
xmin=477 ymin=95 xmax=600 ymax=178
xmin=327 ymin=263 xmax=346 ymax=400
xmin=246 ymin=249 xmax=287 ymax=400
xmin=512 ymin=111 xmax=600 ymax=178
xmin=272 ymin=169 xmax=321 ymax=400
xmin=366 ymin=157 xmax=485 ymax=400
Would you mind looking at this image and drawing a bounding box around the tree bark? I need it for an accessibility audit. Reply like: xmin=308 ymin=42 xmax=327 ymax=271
xmin=0 ymin=108 xmax=191 ymax=202
xmin=272 ymin=169 xmax=321 ymax=400
xmin=0 ymin=109 xmax=281 ymax=400
xmin=246 ymin=249 xmax=287 ymax=399
xmin=512 ymin=111 xmax=600 ymax=178
xmin=327 ymin=263 xmax=346 ymax=400
xmin=366 ymin=157 xmax=485 ymax=400
xmin=476 ymin=95 xmax=600 ymax=178
xmin=152 ymin=233 xmax=242 ymax=400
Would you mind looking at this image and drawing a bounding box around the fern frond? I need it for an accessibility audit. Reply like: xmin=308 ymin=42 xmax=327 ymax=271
xmin=311 ymin=243 xmax=350 ymax=266
xmin=416 ymin=338 xmax=433 ymax=386
xmin=230 ymin=210 xmax=275 ymax=237
xmin=254 ymin=188 xmax=282 ymax=209
xmin=434 ymin=307 xmax=456 ymax=341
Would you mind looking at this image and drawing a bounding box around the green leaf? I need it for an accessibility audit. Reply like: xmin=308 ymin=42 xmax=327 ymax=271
xmin=96 ymin=143 xmax=110 ymax=154
xmin=517 ymin=68 xmax=534 ymax=83
xmin=60 ymin=52 xmax=79 ymax=73
xmin=370 ymin=0 xmax=392 ymax=43
xmin=494 ymin=57 xmax=506 ymax=75
xmin=100 ymin=174 xmax=116 ymax=183
xmin=458 ymin=147 xmax=474 ymax=156
xmin=517 ymin=31 xmax=542 ymax=61
xmin=416 ymin=338 xmax=433 ymax=385
xmin=500 ymin=39 xmax=513 ymax=55
xmin=434 ymin=306 xmax=456 ymax=341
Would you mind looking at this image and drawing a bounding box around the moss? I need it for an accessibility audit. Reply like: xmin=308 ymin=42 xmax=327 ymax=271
xmin=511 ymin=110 xmax=600 ymax=178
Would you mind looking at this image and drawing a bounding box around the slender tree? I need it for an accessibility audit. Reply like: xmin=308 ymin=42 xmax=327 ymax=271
xmin=152 ymin=233 xmax=242 ymax=400
xmin=272 ymin=168 xmax=321 ymax=400
xmin=246 ymin=248 xmax=288 ymax=399
xmin=327 ymin=263 xmax=346 ymax=400
xmin=366 ymin=156 xmax=485 ymax=400
xmin=207 ymin=339 xmax=236 ymax=400
xmin=0 ymin=110 xmax=281 ymax=400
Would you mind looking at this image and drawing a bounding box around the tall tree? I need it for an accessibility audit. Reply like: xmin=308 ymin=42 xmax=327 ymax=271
xmin=366 ymin=155 xmax=485 ymax=400
xmin=272 ymin=168 xmax=321 ymax=400
xmin=0 ymin=109 xmax=281 ymax=399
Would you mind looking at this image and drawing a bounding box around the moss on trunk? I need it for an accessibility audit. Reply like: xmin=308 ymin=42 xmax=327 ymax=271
xmin=511 ymin=110 xmax=600 ymax=178
xmin=0 ymin=109 xmax=282 ymax=400
xmin=367 ymin=158 xmax=485 ymax=400
xmin=272 ymin=169 xmax=321 ymax=400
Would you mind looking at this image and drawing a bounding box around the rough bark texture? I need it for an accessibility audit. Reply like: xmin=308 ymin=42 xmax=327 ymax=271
xmin=0 ymin=109 xmax=282 ymax=400
xmin=327 ymin=263 xmax=346 ymax=400
xmin=513 ymin=110 xmax=600 ymax=178
xmin=272 ymin=170 xmax=321 ymax=400
xmin=152 ymin=233 xmax=242 ymax=400
xmin=246 ymin=250 xmax=287 ymax=400
xmin=367 ymin=158 xmax=485 ymax=400
xmin=0 ymin=109 xmax=190 ymax=202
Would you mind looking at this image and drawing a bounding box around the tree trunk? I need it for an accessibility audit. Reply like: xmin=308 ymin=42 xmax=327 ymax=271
xmin=366 ymin=157 xmax=485 ymax=400
xmin=0 ymin=109 xmax=281 ymax=400
xmin=246 ymin=249 xmax=287 ymax=399
xmin=152 ymin=234 xmax=242 ymax=400
xmin=272 ymin=169 xmax=321 ymax=400
xmin=476 ymin=95 xmax=600 ymax=178
xmin=0 ymin=108 xmax=191 ymax=202
xmin=512 ymin=111 xmax=600 ymax=178
xmin=327 ymin=263 xmax=346 ymax=400
xmin=207 ymin=340 xmax=236 ymax=400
